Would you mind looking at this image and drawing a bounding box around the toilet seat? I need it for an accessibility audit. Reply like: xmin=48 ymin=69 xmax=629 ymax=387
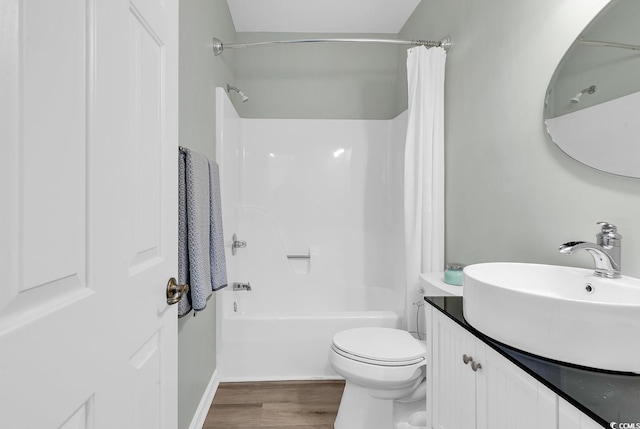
xmin=332 ymin=327 xmax=425 ymax=366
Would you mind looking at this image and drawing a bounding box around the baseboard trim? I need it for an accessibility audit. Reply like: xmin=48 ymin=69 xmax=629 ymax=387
xmin=188 ymin=369 xmax=220 ymax=429
xmin=221 ymin=375 xmax=344 ymax=382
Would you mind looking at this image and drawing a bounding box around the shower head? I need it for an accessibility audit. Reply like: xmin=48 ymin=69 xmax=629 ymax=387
xmin=570 ymin=93 xmax=583 ymax=104
xmin=570 ymin=85 xmax=596 ymax=104
xmin=226 ymin=84 xmax=249 ymax=102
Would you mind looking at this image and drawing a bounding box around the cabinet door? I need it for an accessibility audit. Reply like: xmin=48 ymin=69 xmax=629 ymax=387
xmin=432 ymin=311 xmax=477 ymax=429
xmin=476 ymin=345 xmax=557 ymax=429
xmin=425 ymin=303 xmax=434 ymax=427
xmin=558 ymin=398 xmax=605 ymax=429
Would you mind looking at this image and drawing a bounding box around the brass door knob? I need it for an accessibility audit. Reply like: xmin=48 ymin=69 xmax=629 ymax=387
xmin=166 ymin=277 xmax=189 ymax=305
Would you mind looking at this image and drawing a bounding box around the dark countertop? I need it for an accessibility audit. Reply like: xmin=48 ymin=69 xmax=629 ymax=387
xmin=425 ymin=296 xmax=640 ymax=428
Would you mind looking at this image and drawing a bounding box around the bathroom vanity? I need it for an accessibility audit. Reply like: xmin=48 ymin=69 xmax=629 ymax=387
xmin=423 ymin=297 xmax=640 ymax=429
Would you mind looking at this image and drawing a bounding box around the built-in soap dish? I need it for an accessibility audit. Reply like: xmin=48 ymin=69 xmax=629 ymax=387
xmin=286 ymin=250 xmax=311 ymax=275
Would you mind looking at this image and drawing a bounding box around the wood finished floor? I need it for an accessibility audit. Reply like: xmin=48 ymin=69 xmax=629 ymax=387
xmin=204 ymin=380 xmax=345 ymax=429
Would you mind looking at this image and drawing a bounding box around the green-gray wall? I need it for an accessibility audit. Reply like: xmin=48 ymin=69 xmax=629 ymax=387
xmin=399 ymin=0 xmax=640 ymax=277
xmin=178 ymin=1 xmax=235 ymax=428
xmin=233 ymin=32 xmax=402 ymax=119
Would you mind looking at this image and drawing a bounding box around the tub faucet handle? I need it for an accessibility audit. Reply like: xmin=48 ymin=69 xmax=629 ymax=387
xmin=232 ymin=233 xmax=247 ymax=256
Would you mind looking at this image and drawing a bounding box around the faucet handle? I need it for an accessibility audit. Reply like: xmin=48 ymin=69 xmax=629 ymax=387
xmin=597 ymin=221 xmax=617 ymax=233
xmin=596 ymin=221 xmax=622 ymax=245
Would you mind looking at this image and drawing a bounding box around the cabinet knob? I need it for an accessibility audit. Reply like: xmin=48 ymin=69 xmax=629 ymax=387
xmin=462 ymin=354 xmax=473 ymax=364
xmin=471 ymin=361 xmax=482 ymax=372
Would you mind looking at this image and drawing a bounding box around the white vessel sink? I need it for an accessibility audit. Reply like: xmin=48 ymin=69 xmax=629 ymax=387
xmin=463 ymin=262 xmax=640 ymax=373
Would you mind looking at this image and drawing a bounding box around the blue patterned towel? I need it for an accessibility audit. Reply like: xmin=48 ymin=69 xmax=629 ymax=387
xmin=209 ymin=160 xmax=228 ymax=291
xmin=178 ymin=148 xmax=213 ymax=317
xmin=178 ymin=151 xmax=190 ymax=316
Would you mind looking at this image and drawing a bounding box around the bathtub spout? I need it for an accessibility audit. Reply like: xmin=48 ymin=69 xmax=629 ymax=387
xmin=233 ymin=282 xmax=252 ymax=291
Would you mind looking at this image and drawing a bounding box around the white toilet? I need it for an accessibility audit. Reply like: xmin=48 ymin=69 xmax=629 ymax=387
xmin=329 ymin=327 xmax=427 ymax=429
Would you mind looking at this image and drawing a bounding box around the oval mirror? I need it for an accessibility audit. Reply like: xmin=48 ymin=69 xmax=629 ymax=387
xmin=544 ymin=0 xmax=640 ymax=178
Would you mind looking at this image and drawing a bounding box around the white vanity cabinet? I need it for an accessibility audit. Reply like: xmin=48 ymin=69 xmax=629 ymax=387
xmin=558 ymin=399 xmax=605 ymax=429
xmin=426 ymin=303 xmax=595 ymax=429
xmin=476 ymin=344 xmax=557 ymax=429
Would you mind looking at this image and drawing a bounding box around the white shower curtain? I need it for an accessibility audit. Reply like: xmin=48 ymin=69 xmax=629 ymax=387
xmin=404 ymin=46 xmax=446 ymax=316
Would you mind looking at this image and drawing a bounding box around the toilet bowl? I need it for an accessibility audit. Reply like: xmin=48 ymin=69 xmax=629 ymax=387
xmin=329 ymin=327 xmax=427 ymax=429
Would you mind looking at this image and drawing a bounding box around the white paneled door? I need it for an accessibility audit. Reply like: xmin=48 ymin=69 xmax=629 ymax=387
xmin=0 ymin=0 xmax=178 ymax=428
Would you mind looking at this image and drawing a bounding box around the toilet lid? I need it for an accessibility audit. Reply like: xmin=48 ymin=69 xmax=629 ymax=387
xmin=332 ymin=327 xmax=425 ymax=365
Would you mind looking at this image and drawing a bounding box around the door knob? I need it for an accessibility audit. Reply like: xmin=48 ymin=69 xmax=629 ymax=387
xmin=463 ymin=354 xmax=473 ymax=364
xmin=166 ymin=277 xmax=189 ymax=305
xmin=471 ymin=361 xmax=482 ymax=372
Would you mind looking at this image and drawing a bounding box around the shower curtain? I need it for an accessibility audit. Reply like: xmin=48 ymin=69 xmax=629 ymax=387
xmin=404 ymin=46 xmax=447 ymax=318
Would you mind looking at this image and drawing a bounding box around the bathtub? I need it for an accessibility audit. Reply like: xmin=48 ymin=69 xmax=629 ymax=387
xmin=216 ymin=286 xmax=403 ymax=381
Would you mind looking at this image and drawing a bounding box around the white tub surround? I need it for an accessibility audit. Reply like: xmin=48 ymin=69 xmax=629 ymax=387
xmin=215 ymin=88 xmax=407 ymax=380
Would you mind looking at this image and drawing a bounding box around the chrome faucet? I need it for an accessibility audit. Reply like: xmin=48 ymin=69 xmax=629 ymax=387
xmin=558 ymin=222 xmax=622 ymax=278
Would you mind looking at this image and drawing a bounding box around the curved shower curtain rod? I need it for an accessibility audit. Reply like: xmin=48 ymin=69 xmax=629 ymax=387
xmin=211 ymin=36 xmax=451 ymax=56
xmin=578 ymin=38 xmax=640 ymax=51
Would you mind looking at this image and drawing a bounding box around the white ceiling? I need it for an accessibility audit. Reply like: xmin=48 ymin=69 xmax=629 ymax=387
xmin=226 ymin=0 xmax=421 ymax=34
